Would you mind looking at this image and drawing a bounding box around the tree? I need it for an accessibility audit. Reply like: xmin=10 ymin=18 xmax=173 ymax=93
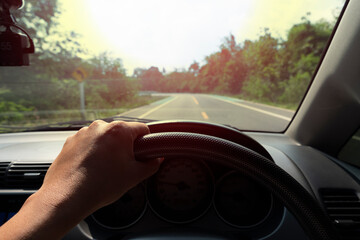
xmin=242 ymin=31 xmax=281 ymax=101
xmin=188 ymin=61 xmax=199 ymax=75
xmin=0 ymin=1 xmax=135 ymax=114
xmin=222 ymin=50 xmax=248 ymax=94
xmin=133 ymin=68 xmax=146 ymax=78
xmin=277 ymin=16 xmax=333 ymax=105
xmin=139 ymin=67 xmax=164 ymax=91
xmin=221 ymin=34 xmax=239 ymax=53
xmin=12 ymin=0 xmax=84 ymax=58
xmin=12 ymin=0 xmax=59 ymax=53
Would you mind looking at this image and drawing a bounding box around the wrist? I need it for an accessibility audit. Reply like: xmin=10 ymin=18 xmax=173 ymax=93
xmin=17 ymin=187 xmax=97 ymax=239
xmin=34 ymin=184 xmax=98 ymax=221
xmin=0 ymin=189 xmax=87 ymax=240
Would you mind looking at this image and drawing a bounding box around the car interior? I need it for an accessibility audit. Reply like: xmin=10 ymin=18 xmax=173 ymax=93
xmin=0 ymin=0 xmax=359 ymax=240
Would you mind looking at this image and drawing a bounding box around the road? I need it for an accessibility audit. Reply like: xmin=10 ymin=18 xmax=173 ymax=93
xmin=120 ymin=93 xmax=295 ymax=132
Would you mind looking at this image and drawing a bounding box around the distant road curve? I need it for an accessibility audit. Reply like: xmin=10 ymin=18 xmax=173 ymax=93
xmin=120 ymin=93 xmax=295 ymax=132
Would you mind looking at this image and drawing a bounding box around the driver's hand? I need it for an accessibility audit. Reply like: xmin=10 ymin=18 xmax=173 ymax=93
xmin=41 ymin=120 xmax=163 ymax=210
xmin=0 ymin=120 xmax=162 ymax=240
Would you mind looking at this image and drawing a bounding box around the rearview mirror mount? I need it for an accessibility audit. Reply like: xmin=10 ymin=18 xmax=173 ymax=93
xmin=0 ymin=0 xmax=35 ymax=66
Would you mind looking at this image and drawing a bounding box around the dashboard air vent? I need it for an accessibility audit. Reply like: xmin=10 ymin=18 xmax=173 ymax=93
xmin=320 ymin=189 xmax=360 ymax=240
xmin=6 ymin=163 xmax=51 ymax=189
xmin=0 ymin=162 xmax=10 ymax=188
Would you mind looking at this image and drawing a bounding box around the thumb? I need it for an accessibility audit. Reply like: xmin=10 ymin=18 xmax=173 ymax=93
xmin=133 ymin=157 xmax=164 ymax=181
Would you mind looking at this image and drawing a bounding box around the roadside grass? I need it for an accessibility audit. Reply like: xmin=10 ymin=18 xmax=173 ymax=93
xmin=93 ymin=95 xmax=165 ymax=118
xmin=0 ymin=95 xmax=165 ymax=132
xmin=230 ymin=94 xmax=298 ymax=111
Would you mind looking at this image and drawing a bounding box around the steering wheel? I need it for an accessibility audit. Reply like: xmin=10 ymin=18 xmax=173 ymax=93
xmin=133 ymin=121 xmax=339 ymax=240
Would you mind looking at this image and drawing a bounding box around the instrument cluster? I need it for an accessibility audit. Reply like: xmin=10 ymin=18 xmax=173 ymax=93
xmin=91 ymin=158 xmax=275 ymax=230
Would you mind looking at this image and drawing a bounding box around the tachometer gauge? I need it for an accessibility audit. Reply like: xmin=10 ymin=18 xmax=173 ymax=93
xmin=92 ymin=183 xmax=146 ymax=229
xmin=147 ymin=158 xmax=214 ymax=223
xmin=214 ymin=171 xmax=272 ymax=228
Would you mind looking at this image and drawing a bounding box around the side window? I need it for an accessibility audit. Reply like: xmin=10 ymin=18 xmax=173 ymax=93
xmin=338 ymin=128 xmax=360 ymax=168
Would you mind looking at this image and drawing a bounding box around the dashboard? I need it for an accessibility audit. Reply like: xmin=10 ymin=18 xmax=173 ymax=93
xmin=0 ymin=127 xmax=360 ymax=240
xmin=86 ymin=158 xmax=283 ymax=240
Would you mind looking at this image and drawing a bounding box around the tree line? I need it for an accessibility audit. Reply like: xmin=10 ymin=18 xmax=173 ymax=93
xmin=0 ymin=0 xmax=336 ymax=125
xmin=0 ymin=0 xmax=144 ymax=124
xmin=136 ymin=14 xmax=334 ymax=108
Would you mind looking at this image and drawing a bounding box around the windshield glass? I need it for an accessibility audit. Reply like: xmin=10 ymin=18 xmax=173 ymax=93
xmin=0 ymin=0 xmax=345 ymax=133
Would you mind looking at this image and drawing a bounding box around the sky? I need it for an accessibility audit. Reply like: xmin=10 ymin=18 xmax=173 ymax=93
xmin=58 ymin=0 xmax=344 ymax=75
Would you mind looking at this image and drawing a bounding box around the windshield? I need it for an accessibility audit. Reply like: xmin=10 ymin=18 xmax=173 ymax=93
xmin=0 ymin=0 xmax=345 ymax=133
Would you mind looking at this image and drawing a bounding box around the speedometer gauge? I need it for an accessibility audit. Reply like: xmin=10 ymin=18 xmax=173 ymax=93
xmin=214 ymin=171 xmax=272 ymax=228
xmin=147 ymin=158 xmax=214 ymax=223
xmin=92 ymin=183 xmax=146 ymax=229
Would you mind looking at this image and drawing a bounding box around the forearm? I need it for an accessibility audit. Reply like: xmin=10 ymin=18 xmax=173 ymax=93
xmin=0 ymin=188 xmax=93 ymax=240
xmin=0 ymin=121 xmax=161 ymax=239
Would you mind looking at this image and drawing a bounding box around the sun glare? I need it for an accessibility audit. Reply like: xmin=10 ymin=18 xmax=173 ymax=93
xmin=84 ymin=0 xmax=253 ymax=72
xmin=59 ymin=0 xmax=343 ymax=74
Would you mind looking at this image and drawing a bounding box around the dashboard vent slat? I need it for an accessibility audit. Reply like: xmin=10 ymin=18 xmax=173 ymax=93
xmin=320 ymin=189 xmax=360 ymax=240
xmin=5 ymin=162 xmax=51 ymax=189
xmin=0 ymin=162 xmax=10 ymax=188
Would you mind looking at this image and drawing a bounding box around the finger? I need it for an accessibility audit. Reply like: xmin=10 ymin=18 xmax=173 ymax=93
xmin=88 ymin=120 xmax=107 ymax=135
xmin=126 ymin=122 xmax=150 ymax=140
xmin=89 ymin=119 xmax=107 ymax=128
xmin=132 ymin=157 xmax=164 ymax=181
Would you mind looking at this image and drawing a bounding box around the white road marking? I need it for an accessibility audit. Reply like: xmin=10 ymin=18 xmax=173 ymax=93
xmin=240 ymin=99 xmax=296 ymax=113
xmin=212 ymin=96 xmax=292 ymax=121
xmin=138 ymin=96 xmax=178 ymax=119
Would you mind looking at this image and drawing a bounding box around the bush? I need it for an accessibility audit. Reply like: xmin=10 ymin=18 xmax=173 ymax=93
xmin=0 ymin=101 xmax=34 ymax=123
xmin=279 ymin=71 xmax=311 ymax=104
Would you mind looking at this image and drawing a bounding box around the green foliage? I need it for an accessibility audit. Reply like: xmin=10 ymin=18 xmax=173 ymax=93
xmin=0 ymin=1 xmax=154 ymax=128
xmin=139 ymin=16 xmax=334 ymax=109
xmin=0 ymin=101 xmax=33 ymax=123
xmin=188 ymin=62 xmax=200 ymax=74
xmin=279 ymin=71 xmax=311 ymax=104
xmin=139 ymin=67 xmax=164 ymax=91
xmin=222 ymin=51 xmax=248 ymax=94
xmin=278 ymin=53 xmax=319 ymax=103
xmin=0 ymin=0 xmax=337 ymax=128
xmin=12 ymin=0 xmax=59 ymax=52
xmin=243 ymin=32 xmax=279 ymax=70
xmin=242 ymin=69 xmax=279 ymax=101
xmin=162 ymin=71 xmax=196 ymax=92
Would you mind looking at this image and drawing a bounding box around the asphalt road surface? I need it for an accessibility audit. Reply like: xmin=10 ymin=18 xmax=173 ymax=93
xmin=120 ymin=93 xmax=295 ymax=132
